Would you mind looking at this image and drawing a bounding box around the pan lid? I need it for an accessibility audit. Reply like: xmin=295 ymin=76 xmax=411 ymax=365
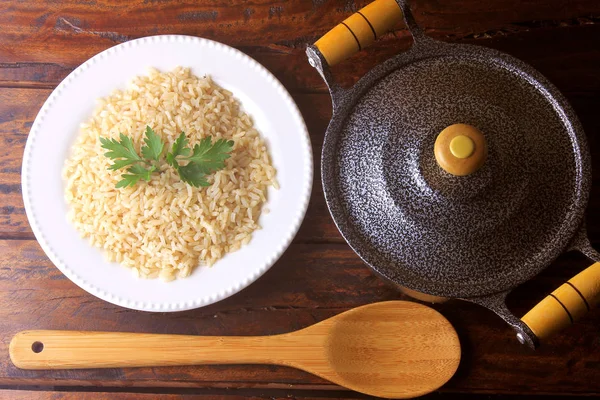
xmin=315 ymin=39 xmax=590 ymax=298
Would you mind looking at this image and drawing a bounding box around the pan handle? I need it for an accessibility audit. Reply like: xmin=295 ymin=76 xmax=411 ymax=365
xmin=313 ymin=0 xmax=403 ymax=67
xmin=306 ymin=0 xmax=424 ymax=93
xmin=520 ymin=223 xmax=600 ymax=344
xmin=520 ymin=262 xmax=600 ymax=343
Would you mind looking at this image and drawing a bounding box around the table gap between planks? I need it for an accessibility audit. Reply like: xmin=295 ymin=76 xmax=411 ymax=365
xmin=0 ymin=0 xmax=599 ymax=398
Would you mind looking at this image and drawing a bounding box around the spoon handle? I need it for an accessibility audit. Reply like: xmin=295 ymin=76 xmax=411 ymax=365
xmin=10 ymin=330 xmax=288 ymax=370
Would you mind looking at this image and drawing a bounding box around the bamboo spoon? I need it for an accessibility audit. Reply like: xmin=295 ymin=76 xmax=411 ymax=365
xmin=10 ymin=301 xmax=461 ymax=398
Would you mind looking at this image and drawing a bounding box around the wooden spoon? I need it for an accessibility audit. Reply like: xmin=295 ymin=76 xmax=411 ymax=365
xmin=10 ymin=301 xmax=460 ymax=398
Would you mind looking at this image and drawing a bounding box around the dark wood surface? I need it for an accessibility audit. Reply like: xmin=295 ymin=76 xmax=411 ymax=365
xmin=0 ymin=0 xmax=599 ymax=398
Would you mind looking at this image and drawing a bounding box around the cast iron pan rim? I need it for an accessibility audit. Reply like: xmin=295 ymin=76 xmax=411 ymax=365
xmin=321 ymin=40 xmax=591 ymax=298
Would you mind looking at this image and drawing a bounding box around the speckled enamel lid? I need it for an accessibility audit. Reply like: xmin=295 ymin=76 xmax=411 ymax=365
xmin=307 ymin=5 xmax=590 ymax=300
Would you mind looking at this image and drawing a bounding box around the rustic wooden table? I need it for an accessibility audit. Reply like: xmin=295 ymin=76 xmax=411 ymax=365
xmin=0 ymin=0 xmax=599 ymax=399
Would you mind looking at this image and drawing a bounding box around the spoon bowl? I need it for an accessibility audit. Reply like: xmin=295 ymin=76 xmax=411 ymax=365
xmin=321 ymin=302 xmax=460 ymax=398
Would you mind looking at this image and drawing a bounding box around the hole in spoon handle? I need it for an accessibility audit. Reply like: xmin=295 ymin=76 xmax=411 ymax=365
xmin=31 ymin=341 xmax=44 ymax=353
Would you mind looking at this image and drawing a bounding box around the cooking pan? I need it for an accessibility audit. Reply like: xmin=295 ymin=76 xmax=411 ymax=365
xmin=306 ymin=0 xmax=600 ymax=348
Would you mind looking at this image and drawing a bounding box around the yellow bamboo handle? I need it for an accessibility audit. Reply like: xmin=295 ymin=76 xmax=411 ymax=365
xmin=521 ymin=262 xmax=600 ymax=341
xmin=9 ymin=330 xmax=300 ymax=370
xmin=314 ymin=0 xmax=403 ymax=66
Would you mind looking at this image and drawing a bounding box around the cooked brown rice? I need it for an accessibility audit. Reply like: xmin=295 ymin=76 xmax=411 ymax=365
xmin=63 ymin=67 xmax=277 ymax=281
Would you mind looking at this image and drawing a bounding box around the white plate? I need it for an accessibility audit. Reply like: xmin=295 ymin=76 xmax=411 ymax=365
xmin=22 ymin=35 xmax=313 ymax=312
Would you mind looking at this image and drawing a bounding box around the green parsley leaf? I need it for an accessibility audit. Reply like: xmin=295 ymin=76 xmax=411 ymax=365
xmin=141 ymin=126 xmax=165 ymax=162
xmin=102 ymin=126 xmax=233 ymax=189
xmin=115 ymin=165 xmax=156 ymax=188
xmin=166 ymin=132 xmax=191 ymax=168
xmin=185 ymin=137 xmax=235 ymax=174
xmin=100 ymin=133 xmax=142 ymax=163
xmin=106 ymin=158 xmax=138 ymax=171
xmin=177 ymin=162 xmax=210 ymax=187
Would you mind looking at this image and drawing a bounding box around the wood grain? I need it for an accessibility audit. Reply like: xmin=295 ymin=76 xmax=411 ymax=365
xmin=0 ymin=0 xmax=597 ymax=63
xmin=9 ymin=302 xmax=460 ymax=399
xmin=0 ymin=392 xmax=196 ymax=400
xmin=0 ymin=392 xmax=367 ymax=400
xmin=0 ymin=392 xmax=595 ymax=400
xmin=0 ymin=391 xmax=351 ymax=400
xmin=0 ymin=240 xmax=600 ymax=394
xmin=0 ymin=0 xmax=599 ymax=397
xmin=3 ymin=393 xmax=301 ymax=400
xmin=2 ymin=23 xmax=600 ymax=93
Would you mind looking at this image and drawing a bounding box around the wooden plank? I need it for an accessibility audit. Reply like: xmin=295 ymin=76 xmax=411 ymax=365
xmin=1 ymin=23 xmax=599 ymax=94
xmin=0 ymin=389 xmax=371 ymax=400
xmin=0 ymin=390 xmax=347 ymax=400
xmin=0 ymin=240 xmax=600 ymax=394
xmin=0 ymin=391 xmax=197 ymax=400
xmin=0 ymin=390 xmax=594 ymax=400
xmin=0 ymin=0 xmax=597 ymax=62
xmin=0 ymin=0 xmax=600 ymax=396
xmin=0 ymin=89 xmax=47 ymax=238
xmin=1 ymin=88 xmax=598 ymax=242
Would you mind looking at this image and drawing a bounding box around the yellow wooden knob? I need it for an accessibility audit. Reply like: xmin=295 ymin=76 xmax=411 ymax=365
xmin=434 ymin=124 xmax=487 ymax=176
xmin=449 ymin=135 xmax=475 ymax=159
